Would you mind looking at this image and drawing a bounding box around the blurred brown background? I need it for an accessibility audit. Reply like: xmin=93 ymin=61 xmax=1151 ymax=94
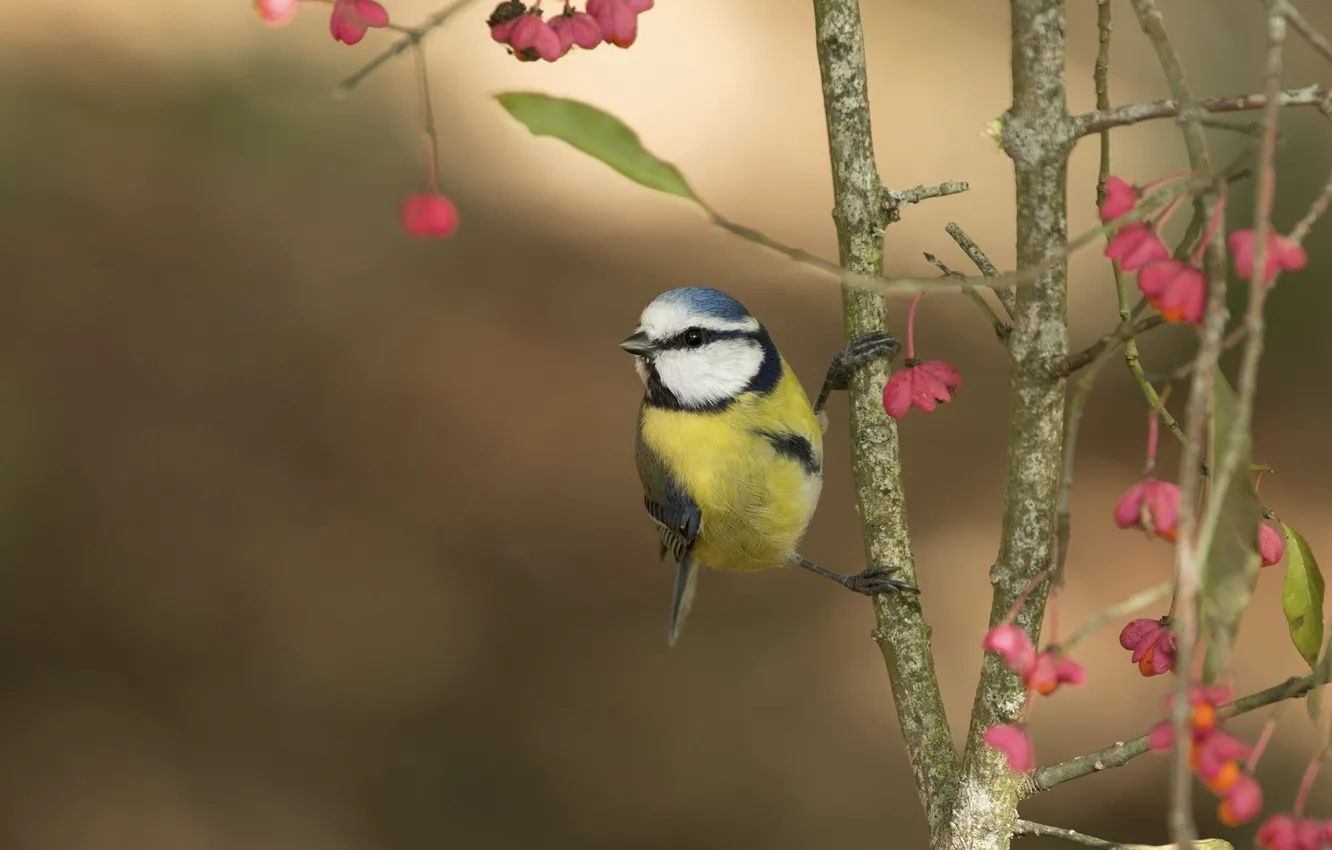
xmin=1 ymin=1 xmax=1330 ymax=848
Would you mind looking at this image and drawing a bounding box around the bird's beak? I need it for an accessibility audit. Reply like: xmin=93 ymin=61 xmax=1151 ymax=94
xmin=620 ymin=330 xmax=656 ymax=356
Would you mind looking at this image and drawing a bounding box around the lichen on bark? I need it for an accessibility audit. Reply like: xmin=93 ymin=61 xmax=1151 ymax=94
xmin=945 ymin=2 xmax=1074 ymax=848
xmin=810 ymin=0 xmax=959 ymax=841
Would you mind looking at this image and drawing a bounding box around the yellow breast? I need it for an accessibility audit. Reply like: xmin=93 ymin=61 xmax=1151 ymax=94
xmin=639 ymin=360 xmax=823 ymax=572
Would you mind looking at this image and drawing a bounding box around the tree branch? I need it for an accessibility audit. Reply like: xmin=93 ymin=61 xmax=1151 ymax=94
xmin=946 ymin=222 xmax=1018 ymax=317
xmin=810 ymin=0 xmax=958 ymax=841
xmin=1028 ymin=675 xmax=1315 ymax=793
xmin=884 ymin=181 xmax=971 ymax=221
xmin=1072 ymin=84 xmax=1327 ymax=136
xmin=1278 ymin=0 xmax=1332 ymax=67
xmin=1059 ymin=313 xmax=1164 ymax=376
xmin=946 ymin=2 xmax=1074 ymax=848
xmin=1014 ymin=820 xmax=1123 ymax=848
xmin=1126 ymin=1 xmax=1226 ymax=843
xmin=333 ymin=0 xmax=484 ymax=98
xmin=923 ymin=253 xmax=1013 ymax=342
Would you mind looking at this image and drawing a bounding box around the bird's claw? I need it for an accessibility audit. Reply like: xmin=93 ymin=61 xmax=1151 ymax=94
xmin=829 ymin=331 xmax=901 ymax=390
xmin=845 ymin=565 xmax=920 ymax=597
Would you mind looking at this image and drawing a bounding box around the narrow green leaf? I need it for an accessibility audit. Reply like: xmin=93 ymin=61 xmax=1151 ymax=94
xmin=1200 ymin=372 xmax=1263 ymax=681
xmin=495 ymin=92 xmax=699 ymax=202
xmin=1282 ymin=523 xmax=1325 ymax=668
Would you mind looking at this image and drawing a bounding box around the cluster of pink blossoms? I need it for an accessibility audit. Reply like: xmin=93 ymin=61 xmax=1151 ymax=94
xmin=488 ymin=0 xmax=653 ymax=62
xmin=253 ymin=0 xmax=461 ymax=239
xmin=1257 ymin=814 xmax=1332 ymax=850
xmin=1109 ymin=405 xmax=1285 ymax=676
xmin=979 ymin=624 xmax=1085 ymax=772
xmin=1100 ymin=175 xmax=1308 ymax=325
xmin=1148 ymin=686 xmax=1262 ymax=826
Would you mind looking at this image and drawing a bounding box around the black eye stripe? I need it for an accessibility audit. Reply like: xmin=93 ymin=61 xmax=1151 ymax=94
xmin=660 ymin=328 xmax=756 ymax=350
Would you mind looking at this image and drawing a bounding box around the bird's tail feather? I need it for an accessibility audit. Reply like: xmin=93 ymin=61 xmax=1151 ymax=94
xmin=667 ymin=555 xmax=698 ymax=647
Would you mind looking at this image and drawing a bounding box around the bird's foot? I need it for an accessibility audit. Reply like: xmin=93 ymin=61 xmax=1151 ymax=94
xmin=790 ymin=555 xmax=919 ymax=597
xmin=826 ymin=331 xmax=902 ymax=392
xmin=843 ymin=565 xmax=920 ymax=597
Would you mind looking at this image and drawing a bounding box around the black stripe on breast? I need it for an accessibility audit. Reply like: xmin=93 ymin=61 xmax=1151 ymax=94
xmin=756 ymin=430 xmax=820 ymax=476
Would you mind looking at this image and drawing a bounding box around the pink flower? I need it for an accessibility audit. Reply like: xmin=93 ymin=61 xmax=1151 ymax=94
xmin=1028 ymin=653 xmax=1086 ymax=695
xmin=1106 ymin=223 xmax=1170 ymax=271
xmin=1257 ymin=814 xmax=1298 ymax=850
xmin=981 ymin=625 xmax=1084 ymax=697
xmin=1196 ymin=730 xmax=1252 ymax=788
xmin=983 ymin=724 xmax=1034 ymax=773
xmin=1119 ymin=617 xmax=1176 ymax=676
xmin=1114 ymin=478 xmax=1181 ymax=542
xmin=882 ymin=360 xmax=962 ymax=419
xmin=586 ymin=0 xmax=644 ymax=47
xmin=982 ymin=624 xmax=1036 ymax=673
xmin=1100 ymin=176 xmax=1139 ymax=222
xmin=1298 ymin=820 xmax=1328 ymax=850
xmin=1260 ymin=523 xmax=1286 ymax=567
xmin=330 ymin=0 xmax=388 ymax=45
xmin=487 ymin=0 xmax=527 ymax=41
xmin=1138 ymin=260 xmax=1206 ymax=325
xmin=254 ymin=0 xmax=299 ymax=26
xmin=401 ymin=193 xmax=460 ymax=239
xmin=509 ymin=13 xmax=563 ymax=61
xmin=549 ymin=10 xmax=603 ymax=51
xmin=1229 ymin=228 xmax=1308 ymax=286
xmin=1149 ymin=685 xmax=1232 ymax=752
xmin=1218 ymin=771 xmax=1263 ymax=826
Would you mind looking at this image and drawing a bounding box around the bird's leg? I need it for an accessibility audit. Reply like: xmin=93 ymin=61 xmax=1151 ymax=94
xmin=788 ymin=555 xmax=920 ymax=597
xmin=812 ymin=331 xmax=901 ymax=419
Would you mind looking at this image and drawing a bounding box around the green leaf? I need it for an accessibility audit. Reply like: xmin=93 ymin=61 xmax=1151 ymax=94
xmin=1200 ymin=372 xmax=1263 ymax=681
xmin=495 ymin=92 xmax=699 ymax=202
xmin=1282 ymin=523 xmax=1325 ymax=668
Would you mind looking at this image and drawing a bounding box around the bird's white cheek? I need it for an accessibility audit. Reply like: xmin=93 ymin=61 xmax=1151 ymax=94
xmin=634 ymin=357 xmax=650 ymax=388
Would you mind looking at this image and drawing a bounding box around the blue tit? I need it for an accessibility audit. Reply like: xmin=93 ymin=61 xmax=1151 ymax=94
xmin=621 ymin=287 xmax=919 ymax=645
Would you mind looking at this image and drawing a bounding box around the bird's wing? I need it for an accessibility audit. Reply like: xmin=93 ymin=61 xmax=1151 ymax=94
xmin=635 ymin=425 xmax=702 ymax=564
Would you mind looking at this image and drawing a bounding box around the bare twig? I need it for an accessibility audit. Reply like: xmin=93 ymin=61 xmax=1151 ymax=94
xmin=1029 ymin=675 xmax=1316 ymax=793
xmin=949 ymin=1 xmax=1073 ymax=844
xmin=1072 ymin=84 xmax=1327 ymax=136
xmin=884 ymin=181 xmax=970 ymax=222
xmin=946 ymin=222 xmax=1018 ymax=317
xmin=333 ymin=0 xmax=484 ymax=98
xmin=1127 ymin=1 xmax=1225 ymax=844
xmin=1288 ymin=97 xmax=1332 ymax=246
xmin=923 ymin=252 xmax=1012 ymax=341
xmin=1279 ymin=0 xmax=1332 ymax=67
xmin=810 ymin=0 xmax=957 ymax=841
xmin=1014 ymin=820 xmax=1122 ymax=848
xmin=1060 ymin=313 xmax=1165 ymax=376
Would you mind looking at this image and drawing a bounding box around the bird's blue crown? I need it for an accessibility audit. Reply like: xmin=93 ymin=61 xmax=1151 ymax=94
xmin=654 ymin=287 xmax=752 ymax=321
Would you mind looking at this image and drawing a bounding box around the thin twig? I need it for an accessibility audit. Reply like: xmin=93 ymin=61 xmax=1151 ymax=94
xmin=1288 ymin=96 xmax=1332 ymax=246
xmin=883 ymin=181 xmax=970 ymax=222
xmin=1279 ymin=0 xmax=1332 ymax=66
xmin=1072 ymin=83 xmax=1328 ymax=136
xmin=1061 ymin=582 xmax=1173 ymax=652
xmin=1028 ymin=675 xmax=1316 ymax=793
xmin=1015 ymin=820 xmax=1123 ymax=848
xmin=945 ymin=222 xmax=1017 ymax=317
xmin=333 ymin=0 xmax=484 ymax=99
xmin=1192 ymin=0 xmax=1287 ymax=696
xmin=1060 ymin=313 xmax=1165 ymax=376
xmin=923 ymin=252 xmax=1012 ymax=341
xmin=1127 ymin=1 xmax=1222 ymax=844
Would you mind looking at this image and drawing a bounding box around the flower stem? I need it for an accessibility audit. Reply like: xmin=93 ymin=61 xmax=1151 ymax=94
xmin=1294 ymin=756 xmax=1323 ymax=815
xmin=411 ymin=42 xmax=441 ymax=191
xmin=905 ymin=292 xmax=922 ymax=359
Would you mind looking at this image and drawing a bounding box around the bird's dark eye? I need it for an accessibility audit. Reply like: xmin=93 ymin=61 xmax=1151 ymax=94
xmin=683 ymin=328 xmax=707 ymax=348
